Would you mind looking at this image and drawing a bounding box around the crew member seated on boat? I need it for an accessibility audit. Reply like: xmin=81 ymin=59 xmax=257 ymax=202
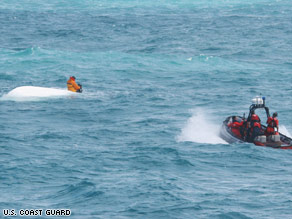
xmin=67 ymin=76 xmax=81 ymax=92
xmin=241 ymin=118 xmax=248 ymax=140
xmin=265 ymin=112 xmax=279 ymax=136
xmin=249 ymin=110 xmax=262 ymax=141
xmin=228 ymin=116 xmax=244 ymax=138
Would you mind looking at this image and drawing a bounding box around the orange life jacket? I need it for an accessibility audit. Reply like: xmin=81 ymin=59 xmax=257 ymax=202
xmin=67 ymin=78 xmax=80 ymax=92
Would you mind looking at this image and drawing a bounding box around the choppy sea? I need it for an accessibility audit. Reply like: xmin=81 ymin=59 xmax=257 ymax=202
xmin=1 ymin=0 xmax=292 ymax=218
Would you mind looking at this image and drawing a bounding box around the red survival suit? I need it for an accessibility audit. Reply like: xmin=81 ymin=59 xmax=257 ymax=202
xmin=266 ymin=117 xmax=279 ymax=135
xmin=228 ymin=120 xmax=244 ymax=138
xmin=251 ymin=114 xmax=261 ymax=129
xmin=250 ymin=114 xmax=262 ymax=141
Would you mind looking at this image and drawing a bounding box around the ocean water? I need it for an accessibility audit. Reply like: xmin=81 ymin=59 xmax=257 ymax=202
xmin=1 ymin=0 xmax=292 ymax=218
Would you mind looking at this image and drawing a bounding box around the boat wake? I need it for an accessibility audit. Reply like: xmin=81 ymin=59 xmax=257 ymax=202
xmin=177 ymin=109 xmax=227 ymax=144
xmin=280 ymin=125 xmax=292 ymax=138
xmin=1 ymin=86 xmax=77 ymax=101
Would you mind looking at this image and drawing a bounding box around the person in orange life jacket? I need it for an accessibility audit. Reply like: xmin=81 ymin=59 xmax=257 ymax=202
xmin=265 ymin=112 xmax=279 ymax=136
xmin=67 ymin=76 xmax=81 ymax=92
xmin=250 ymin=110 xmax=262 ymax=141
xmin=228 ymin=116 xmax=244 ymax=138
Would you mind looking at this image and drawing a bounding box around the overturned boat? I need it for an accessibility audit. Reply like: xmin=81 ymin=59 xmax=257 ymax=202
xmin=1 ymin=86 xmax=78 ymax=101
xmin=220 ymin=97 xmax=292 ymax=149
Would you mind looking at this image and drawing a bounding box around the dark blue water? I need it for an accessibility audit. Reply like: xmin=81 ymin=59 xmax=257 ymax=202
xmin=1 ymin=1 xmax=292 ymax=218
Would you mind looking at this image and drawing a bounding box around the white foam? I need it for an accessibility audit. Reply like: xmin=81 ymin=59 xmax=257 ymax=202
xmin=279 ymin=125 xmax=292 ymax=138
xmin=177 ymin=109 xmax=227 ymax=144
xmin=1 ymin=86 xmax=76 ymax=101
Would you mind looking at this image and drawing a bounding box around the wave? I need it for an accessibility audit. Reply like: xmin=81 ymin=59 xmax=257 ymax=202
xmin=0 ymin=86 xmax=77 ymax=101
xmin=177 ymin=109 xmax=227 ymax=144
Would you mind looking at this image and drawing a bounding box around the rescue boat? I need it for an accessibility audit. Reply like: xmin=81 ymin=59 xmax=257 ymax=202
xmin=220 ymin=97 xmax=292 ymax=149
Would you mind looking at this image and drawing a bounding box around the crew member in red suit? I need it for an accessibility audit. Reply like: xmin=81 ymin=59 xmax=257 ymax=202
xmin=228 ymin=116 xmax=244 ymax=138
xmin=249 ymin=110 xmax=262 ymax=141
xmin=265 ymin=112 xmax=279 ymax=136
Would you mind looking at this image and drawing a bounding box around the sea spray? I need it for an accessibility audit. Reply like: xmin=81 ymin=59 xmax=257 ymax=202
xmin=279 ymin=125 xmax=292 ymax=138
xmin=177 ymin=109 xmax=226 ymax=144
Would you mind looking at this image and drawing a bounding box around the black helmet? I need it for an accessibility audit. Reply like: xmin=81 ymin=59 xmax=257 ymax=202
xmin=273 ymin=112 xmax=278 ymax=117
